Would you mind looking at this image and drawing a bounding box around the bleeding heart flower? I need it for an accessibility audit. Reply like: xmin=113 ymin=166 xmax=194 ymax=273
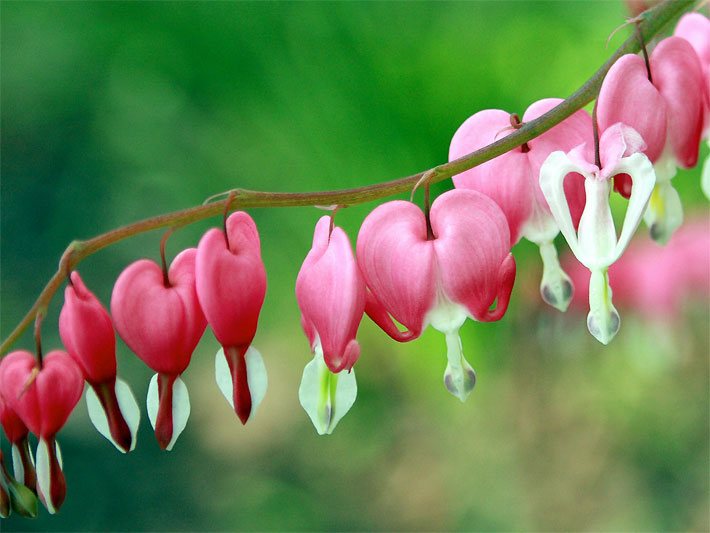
xmin=111 ymin=248 xmax=206 ymax=451
xmin=450 ymin=98 xmax=592 ymax=312
xmin=196 ymin=211 xmax=268 ymax=425
xmin=597 ymin=39 xmax=705 ymax=243
xmin=539 ymin=123 xmax=656 ymax=344
xmin=59 ymin=271 xmax=140 ymax=453
xmin=357 ymin=189 xmax=516 ymax=401
xmin=296 ymin=216 xmax=365 ymax=435
xmin=674 ymin=13 xmax=710 ymax=199
xmin=0 ymin=394 xmax=35 ymax=492
xmin=0 ymin=350 xmax=83 ymax=514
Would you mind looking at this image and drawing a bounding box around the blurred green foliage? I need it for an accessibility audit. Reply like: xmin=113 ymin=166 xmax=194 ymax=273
xmin=1 ymin=1 xmax=708 ymax=531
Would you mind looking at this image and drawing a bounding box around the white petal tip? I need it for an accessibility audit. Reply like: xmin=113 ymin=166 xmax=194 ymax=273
xmin=298 ymin=352 xmax=357 ymax=435
xmin=540 ymin=278 xmax=573 ymax=312
xmin=86 ymin=378 xmax=140 ymax=453
xmin=538 ymin=241 xmax=573 ymax=312
xmin=587 ymin=308 xmax=620 ymax=345
xmin=444 ymin=363 xmax=476 ymax=402
xmin=245 ymin=346 xmax=268 ymax=422
xmin=215 ymin=346 xmax=268 ymax=423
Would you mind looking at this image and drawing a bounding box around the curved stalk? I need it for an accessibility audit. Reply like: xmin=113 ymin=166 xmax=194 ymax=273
xmin=0 ymin=0 xmax=694 ymax=356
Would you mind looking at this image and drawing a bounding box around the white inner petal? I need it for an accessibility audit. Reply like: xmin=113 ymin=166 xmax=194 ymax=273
xmin=245 ymin=346 xmax=268 ymax=422
xmin=11 ymin=443 xmax=25 ymax=486
xmin=35 ymin=439 xmax=55 ymax=515
xmin=214 ymin=348 xmax=234 ymax=409
xmin=577 ymin=178 xmax=616 ymax=269
xmin=298 ymin=344 xmax=357 ymax=435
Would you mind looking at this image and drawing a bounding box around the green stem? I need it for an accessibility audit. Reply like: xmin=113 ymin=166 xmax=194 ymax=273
xmin=0 ymin=0 xmax=694 ymax=356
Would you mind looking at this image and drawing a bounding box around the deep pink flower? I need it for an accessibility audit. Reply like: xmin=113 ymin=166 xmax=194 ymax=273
xmin=59 ymin=271 xmax=140 ymax=453
xmin=357 ymin=189 xmax=515 ymax=401
xmin=597 ymin=39 xmax=705 ymax=243
xmin=196 ymin=212 xmax=268 ymax=425
xmin=296 ymin=216 xmax=365 ymax=434
xmin=111 ymin=248 xmax=206 ymax=450
xmin=0 ymin=351 xmax=83 ymax=514
xmin=449 ymin=98 xmax=592 ymax=311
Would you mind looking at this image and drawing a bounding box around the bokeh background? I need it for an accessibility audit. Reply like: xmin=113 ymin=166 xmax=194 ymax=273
xmin=2 ymin=1 xmax=708 ymax=531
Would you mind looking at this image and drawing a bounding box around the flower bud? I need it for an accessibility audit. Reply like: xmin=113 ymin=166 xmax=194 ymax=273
xmin=59 ymin=271 xmax=140 ymax=453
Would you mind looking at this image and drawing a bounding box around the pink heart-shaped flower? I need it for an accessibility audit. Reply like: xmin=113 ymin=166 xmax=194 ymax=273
xmin=0 ymin=350 xmax=83 ymax=439
xmin=111 ymin=248 xmax=206 ymax=376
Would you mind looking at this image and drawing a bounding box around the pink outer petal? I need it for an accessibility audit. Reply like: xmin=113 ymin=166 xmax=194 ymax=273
xmin=111 ymin=249 xmax=206 ymax=375
xmin=675 ymin=13 xmax=710 ymax=66
xmin=357 ymin=200 xmax=436 ymax=338
xmin=450 ymin=109 xmax=534 ymax=244
xmin=296 ymin=217 xmax=366 ymax=373
xmin=430 ymin=189 xmax=515 ymax=321
xmin=364 ymin=290 xmax=417 ymax=342
xmin=0 ymin=393 xmax=28 ymax=444
xmin=597 ymin=54 xmax=667 ymax=163
xmin=652 ymin=36 xmax=705 ymax=168
xmin=196 ymin=212 xmax=267 ymax=349
xmin=523 ymin=98 xmax=593 ymax=227
xmin=59 ymin=271 xmax=117 ymax=384
xmin=0 ymin=351 xmax=83 ymax=439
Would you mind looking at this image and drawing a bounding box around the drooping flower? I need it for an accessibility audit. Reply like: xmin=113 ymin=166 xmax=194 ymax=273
xmin=674 ymin=13 xmax=710 ymax=199
xmin=296 ymin=216 xmax=365 ymax=434
xmin=0 ymin=350 xmax=83 ymax=514
xmin=539 ymin=123 xmax=656 ymax=344
xmin=0 ymin=394 xmax=36 ymax=492
xmin=597 ymin=39 xmax=705 ymax=243
xmin=111 ymin=248 xmax=206 ymax=450
xmin=59 ymin=271 xmax=140 ymax=453
xmin=357 ymin=189 xmax=516 ymax=401
xmin=196 ymin=212 xmax=268 ymax=425
xmin=449 ymin=98 xmax=592 ymax=311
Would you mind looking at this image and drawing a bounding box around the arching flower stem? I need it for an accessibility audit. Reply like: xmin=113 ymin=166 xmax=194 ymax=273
xmin=0 ymin=0 xmax=696 ymax=357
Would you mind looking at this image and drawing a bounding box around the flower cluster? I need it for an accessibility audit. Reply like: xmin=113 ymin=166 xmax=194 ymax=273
xmin=0 ymin=10 xmax=708 ymax=519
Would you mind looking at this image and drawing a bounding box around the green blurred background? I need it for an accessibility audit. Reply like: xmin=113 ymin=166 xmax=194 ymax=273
xmin=2 ymin=1 xmax=708 ymax=531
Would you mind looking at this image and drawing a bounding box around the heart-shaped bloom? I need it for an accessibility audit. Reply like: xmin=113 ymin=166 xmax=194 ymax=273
xmin=296 ymin=216 xmax=365 ymax=434
xmin=196 ymin=212 xmax=268 ymax=425
xmin=0 ymin=350 xmax=83 ymax=514
xmin=357 ymin=189 xmax=516 ymax=401
xmin=59 ymin=271 xmax=140 ymax=453
xmin=111 ymin=248 xmax=206 ymax=451
xmin=539 ymin=123 xmax=656 ymax=344
xmin=450 ymin=99 xmax=592 ymax=312
xmin=0 ymin=394 xmax=35 ymax=492
xmin=674 ymin=13 xmax=710 ymax=199
xmin=597 ymin=39 xmax=705 ymax=243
